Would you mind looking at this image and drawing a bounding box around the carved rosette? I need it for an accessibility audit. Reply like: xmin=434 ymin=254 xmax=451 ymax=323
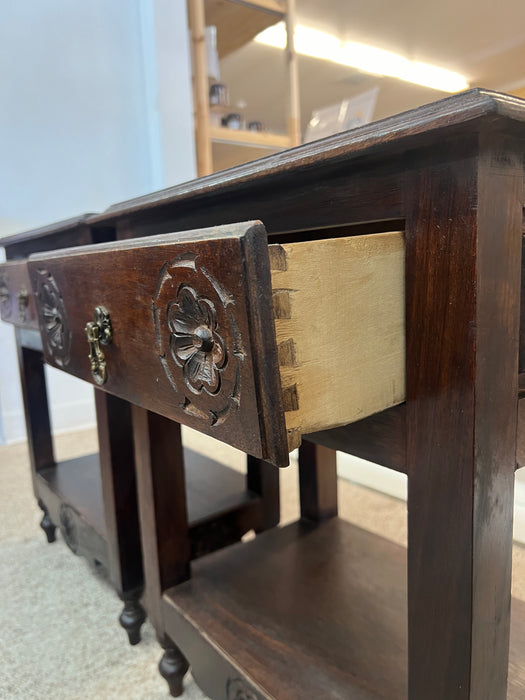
xmin=0 ymin=272 xmax=11 ymax=318
xmin=153 ymin=252 xmax=245 ymax=428
xmin=168 ymin=284 xmax=227 ymax=395
xmin=59 ymin=503 xmax=79 ymax=554
xmin=34 ymin=268 xmax=71 ymax=367
xmin=226 ymin=678 xmax=258 ymax=700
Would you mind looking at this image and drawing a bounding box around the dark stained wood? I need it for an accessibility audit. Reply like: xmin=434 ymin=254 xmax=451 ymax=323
xmin=95 ymin=390 xmax=143 ymax=595
xmin=95 ymin=389 xmax=146 ymax=643
xmin=405 ymin=134 xmax=522 ymax=699
xmin=517 ymin=399 xmax=525 ymax=469
xmin=2 ymin=214 xmax=96 ymax=260
xmin=187 ymin=451 xmax=260 ymax=526
xmin=131 ymin=406 xmax=274 ymax=627
xmin=132 ymin=407 xmax=191 ymax=634
xmin=246 ymin=456 xmax=280 ymax=532
xmin=0 ymin=260 xmax=39 ymax=329
xmin=16 ymin=337 xmax=55 ymax=478
xmin=118 ymin=599 xmax=146 ymax=647
xmin=28 ymin=222 xmax=288 ymax=466
xmin=110 ymin=166 xmax=404 ymax=243
xmin=37 ymin=455 xmax=106 ymax=538
xmin=186 ymin=450 xmax=264 ymax=561
xmin=158 ymin=636 xmax=190 ymax=698
xmin=7 ymin=89 xmax=525 ymax=696
xmin=36 ymin=456 xmax=108 ymax=567
xmin=307 ymin=404 xmax=407 ymax=474
xmin=520 ymin=236 xmax=525 ymax=373
xmin=89 ymin=90 xmax=525 ymax=230
xmin=298 ymin=440 xmax=338 ymax=521
xmin=162 ymin=517 xmax=525 ymax=700
xmin=164 ymin=518 xmax=408 ymax=700
xmin=37 ymin=499 xmax=56 ymax=542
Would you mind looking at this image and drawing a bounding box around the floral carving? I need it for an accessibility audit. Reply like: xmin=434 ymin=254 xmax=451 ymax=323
xmin=35 ymin=269 xmax=71 ymax=366
xmin=0 ymin=273 xmax=10 ymax=318
xmin=168 ymin=285 xmax=226 ymax=395
xmin=226 ymin=678 xmax=258 ymax=700
xmin=59 ymin=503 xmax=79 ymax=554
xmin=153 ymin=251 xmax=245 ymax=429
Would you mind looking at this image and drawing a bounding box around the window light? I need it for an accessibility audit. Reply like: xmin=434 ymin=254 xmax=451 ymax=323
xmin=255 ymin=23 xmax=468 ymax=94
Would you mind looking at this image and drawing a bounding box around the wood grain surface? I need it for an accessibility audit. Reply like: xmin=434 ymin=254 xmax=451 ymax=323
xmin=269 ymin=231 xmax=405 ymax=447
xmin=28 ymin=221 xmax=288 ymax=466
xmin=0 ymin=260 xmax=39 ymax=329
xmin=405 ymin=134 xmax=522 ymax=699
xmin=162 ymin=518 xmax=525 ymax=700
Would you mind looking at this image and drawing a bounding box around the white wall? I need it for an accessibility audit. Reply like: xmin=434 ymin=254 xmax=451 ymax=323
xmin=339 ymin=453 xmax=525 ymax=545
xmin=0 ymin=0 xmax=195 ymax=443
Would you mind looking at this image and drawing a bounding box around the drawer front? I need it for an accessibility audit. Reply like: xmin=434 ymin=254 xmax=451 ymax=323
xmin=28 ymin=221 xmax=289 ymax=466
xmin=0 ymin=260 xmax=39 ymax=329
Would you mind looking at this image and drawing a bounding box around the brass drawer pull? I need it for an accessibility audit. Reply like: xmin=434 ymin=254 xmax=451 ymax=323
xmin=85 ymin=306 xmax=112 ymax=385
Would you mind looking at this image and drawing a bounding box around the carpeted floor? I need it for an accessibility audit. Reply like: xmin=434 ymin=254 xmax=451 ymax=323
xmin=1 ymin=428 xmax=525 ymax=699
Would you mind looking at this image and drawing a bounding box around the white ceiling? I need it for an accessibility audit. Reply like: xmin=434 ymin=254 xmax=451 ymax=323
xmin=219 ymin=0 xmax=525 ymax=134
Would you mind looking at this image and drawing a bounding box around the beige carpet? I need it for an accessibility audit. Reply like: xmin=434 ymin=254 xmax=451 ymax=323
xmin=1 ymin=428 xmax=525 ymax=699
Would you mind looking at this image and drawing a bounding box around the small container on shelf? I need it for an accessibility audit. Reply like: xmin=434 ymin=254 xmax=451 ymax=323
xmin=209 ymin=83 xmax=229 ymax=108
xmin=248 ymin=121 xmax=263 ymax=132
xmin=222 ymin=113 xmax=243 ymax=130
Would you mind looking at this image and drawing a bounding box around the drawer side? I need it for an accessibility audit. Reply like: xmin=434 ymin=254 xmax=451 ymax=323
xmin=270 ymin=231 xmax=406 ymax=446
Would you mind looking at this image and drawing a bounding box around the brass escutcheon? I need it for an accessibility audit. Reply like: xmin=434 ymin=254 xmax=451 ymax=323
xmin=85 ymin=306 xmax=112 ymax=385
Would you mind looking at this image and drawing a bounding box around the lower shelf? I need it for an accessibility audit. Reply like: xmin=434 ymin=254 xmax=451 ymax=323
xmin=37 ymin=448 xmax=255 ymax=536
xmin=36 ymin=448 xmax=259 ymax=570
xmin=163 ymin=518 xmax=525 ymax=700
xmin=38 ymin=454 xmax=105 ymax=536
xmin=185 ymin=449 xmax=257 ymax=526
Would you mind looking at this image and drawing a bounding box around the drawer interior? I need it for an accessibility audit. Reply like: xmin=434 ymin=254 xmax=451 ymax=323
xmin=269 ymin=231 xmax=406 ymax=451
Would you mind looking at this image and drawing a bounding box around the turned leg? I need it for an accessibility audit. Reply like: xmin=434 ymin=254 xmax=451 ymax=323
xmin=119 ymin=596 xmax=146 ymax=646
xmin=132 ymin=408 xmax=191 ymax=695
xmin=96 ymin=391 xmax=145 ymax=646
xmin=37 ymin=498 xmax=56 ymax=543
xmin=159 ymin=635 xmax=190 ymax=698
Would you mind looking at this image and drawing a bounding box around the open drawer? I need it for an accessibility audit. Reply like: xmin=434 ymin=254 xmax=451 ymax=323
xmin=27 ymin=221 xmax=405 ymax=466
xmin=0 ymin=259 xmax=39 ymax=330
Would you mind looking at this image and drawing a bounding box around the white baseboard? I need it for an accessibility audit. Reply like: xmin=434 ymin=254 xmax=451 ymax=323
xmin=337 ymin=452 xmax=407 ymax=501
xmin=338 ymin=452 xmax=525 ymax=545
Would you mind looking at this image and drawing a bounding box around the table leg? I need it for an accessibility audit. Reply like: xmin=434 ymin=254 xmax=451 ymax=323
xmin=132 ymin=406 xmax=190 ymax=695
xmin=298 ymin=441 xmax=338 ymax=521
xmin=16 ymin=337 xmax=56 ymax=541
xmin=405 ymin=137 xmax=522 ymax=699
xmin=95 ymin=389 xmax=145 ymax=644
xmin=247 ymin=455 xmax=280 ymax=532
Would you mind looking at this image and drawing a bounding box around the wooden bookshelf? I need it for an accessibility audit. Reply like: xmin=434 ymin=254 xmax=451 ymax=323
xmin=205 ymin=0 xmax=285 ymax=59
xmin=188 ymin=0 xmax=300 ymax=176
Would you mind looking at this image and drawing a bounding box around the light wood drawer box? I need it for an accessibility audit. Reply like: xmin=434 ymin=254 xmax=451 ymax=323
xmin=27 ymin=221 xmax=405 ymax=466
xmin=0 ymin=260 xmax=39 ymax=330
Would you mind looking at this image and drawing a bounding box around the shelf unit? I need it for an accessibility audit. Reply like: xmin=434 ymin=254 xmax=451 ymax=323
xmin=163 ymin=517 xmax=525 ymax=699
xmin=188 ymin=0 xmax=300 ymax=176
xmin=2 ymin=216 xmax=281 ymax=662
xmin=35 ymin=447 xmax=261 ymax=571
